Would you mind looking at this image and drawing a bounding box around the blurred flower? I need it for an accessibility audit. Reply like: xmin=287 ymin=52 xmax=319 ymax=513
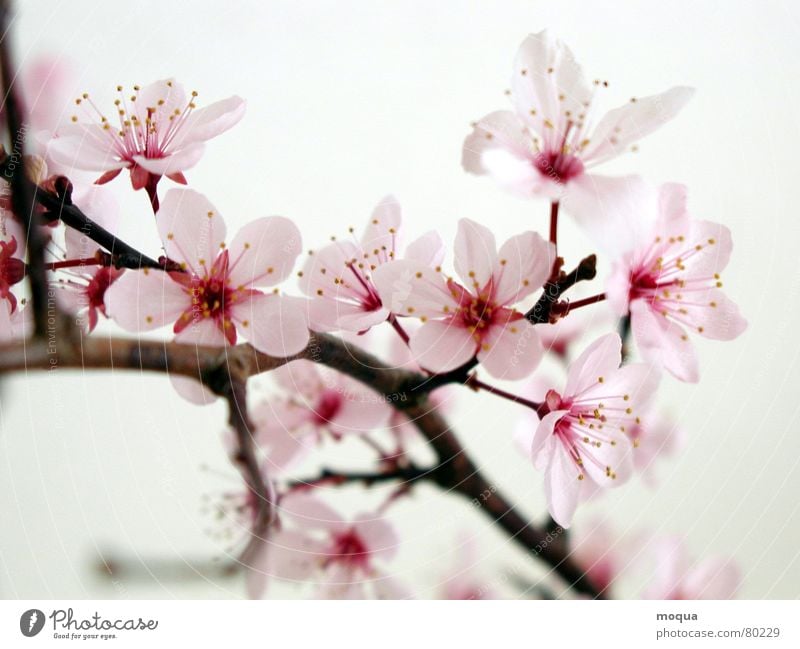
xmin=462 ymin=30 xmax=692 ymax=232
xmin=300 ymin=196 xmax=444 ymax=333
xmin=54 ymin=187 xmax=123 ymax=332
xmin=626 ymin=407 xmax=684 ymax=486
xmin=374 ymin=218 xmax=554 ymax=379
xmin=644 ymin=537 xmax=740 ymax=599
xmin=248 ymin=493 xmax=409 ymax=599
xmin=0 ymin=214 xmax=26 ymax=312
xmin=528 ymin=333 xmax=659 ymax=527
xmin=606 ymin=183 xmax=747 ymax=382
xmin=48 ymin=79 xmax=245 ymax=191
xmin=252 ymin=360 xmax=393 ymax=472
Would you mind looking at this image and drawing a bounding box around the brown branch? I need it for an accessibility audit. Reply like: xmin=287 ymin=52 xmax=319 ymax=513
xmin=525 ymin=254 xmax=598 ymax=325
xmin=0 ymin=329 xmax=602 ymax=597
xmin=0 ymin=0 xmax=50 ymax=336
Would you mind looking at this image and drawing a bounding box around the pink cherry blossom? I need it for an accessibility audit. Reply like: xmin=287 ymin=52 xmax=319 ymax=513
xmin=0 ymin=215 xmax=26 ymax=312
xmin=606 ymin=183 xmax=747 ymax=382
xmin=253 ymin=360 xmax=393 ymax=471
xmin=643 ymin=537 xmax=740 ymax=599
xmin=373 ymin=218 xmax=554 ymax=380
xmin=529 ymin=333 xmax=659 ymax=527
xmin=300 ymin=196 xmax=444 ymax=333
xmin=462 ymin=30 xmax=693 ymax=227
xmin=55 ymin=188 xmax=124 ymax=332
xmin=439 ymin=535 xmax=502 ymax=600
xmin=48 ymin=79 xmax=245 ymax=190
xmin=105 ymin=188 xmax=308 ymax=356
xmin=247 ymin=493 xmax=409 ymax=599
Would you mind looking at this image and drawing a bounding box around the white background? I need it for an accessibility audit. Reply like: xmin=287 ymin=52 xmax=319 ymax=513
xmin=1 ymin=0 xmax=799 ymax=599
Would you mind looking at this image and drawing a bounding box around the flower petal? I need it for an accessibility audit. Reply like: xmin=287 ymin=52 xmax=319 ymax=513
xmin=404 ymin=230 xmax=445 ymax=268
xmin=157 ymin=188 xmax=227 ymax=274
xmin=583 ymin=86 xmax=695 ymax=166
xmin=478 ymin=318 xmax=543 ymax=380
xmin=174 ymin=95 xmax=246 ymax=147
xmin=564 ymin=332 xmax=622 ymax=397
xmin=493 ymin=231 xmax=554 ymax=305
xmin=233 ymin=294 xmax=309 ymax=356
xmin=133 ymin=142 xmax=205 ymax=175
xmin=511 ymin=30 xmax=592 ymax=137
xmin=360 ymin=195 xmax=402 ymax=261
xmin=372 ymin=259 xmax=458 ymax=318
xmin=454 ymin=218 xmax=497 ymax=290
xmin=563 ymin=173 xmax=659 ymax=257
xmin=104 ymin=269 xmax=188 ymax=332
xmin=227 ymin=216 xmax=303 ymax=288
xmin=462 ymin=110 xmax=533 ymax=176
xmin=630 ymin=299 xmax=699 ymax=383
xmin=544 ymin=443 xmax=583 ymax=528
xmin=409 ymin=319 xmax=477 ymax=373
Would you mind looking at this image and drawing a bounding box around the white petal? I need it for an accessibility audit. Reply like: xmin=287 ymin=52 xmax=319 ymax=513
xmin=454 ymin=218 xmax=497 ymax=290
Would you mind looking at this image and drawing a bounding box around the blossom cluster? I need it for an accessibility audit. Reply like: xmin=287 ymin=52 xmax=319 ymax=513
xmin=1 ymin=29 xmax=746 ymax=599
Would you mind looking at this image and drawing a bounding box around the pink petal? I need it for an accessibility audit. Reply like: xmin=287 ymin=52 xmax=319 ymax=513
xmin=266 ymin=528 xmax=327 ymax=581
xmin=135 ymin=79 xmax=187 ymax=125
xmin=133 ymin=142 xmax=205 ymax=175
xmin=353 ymin=514 xmax=400 ymax=561
xmin=583 ymin=86 xmax=694 ymax=166
xmin=175 ymin=95 xmax=246 ymax=147
xmin=174 ymin=314 xmax=227 ymax=346
xmin=478 ymin=319 xmax=543 ymax=380
xmin=685 ymin=289 xmax=747 ymax=341
xmin=630 ymin=300 xmax=699 ymax=383
xmin=683 ymin=220 xmax=733 ymax=277
xmin=272 ymin=360 xmax=324 ymax=397
xmin=531 ymin=410 xmax=568 ymax=471
xmin=454 ymin=218 xmax=497 ymax=290
xmin=578 ymin=431 xmax=635 ymax=487
xmin=227 ymin=216 xmax=303 ymax=288
xmin=511 ymin=31 xmax=592 ymax=137
xmin=409 ymin=320 xmax=477 ymax=373
xmin=372 ymin=259 xmax=458 ymax=318
xmin=360 ymin=195 xmax=402 ymax=260
xmin=462 ymin=110 xmax=533 ymax=177
xmin=169 ymin=374 xmax=218 ymax=406
xmin=47 ymin=124 xmax=129 ymax=172
xmin=233 ymin=294 xmax=309 ymax=356
xmin=563 ymin=173 xmax=659 ymax=257
xmin=156 ymin=188 xmax=227 ymax=274
xmin=330 ymin=388 xmax=392 ymax=434
xmin=544 ymin=443 xmax=583 ymax=528
xmin=334 ymin=304 xmax=390 ymax=333
xmin=684 ymin=557 xmax=740 ymax=599
xmin=564 ymin=333 xmax=623 ymax=397
xmin=404 ymin=230 xmax=445 ymax=268
xmin=492 ymin=231 xmax=554 ymax=305
xmin=299 ymin=240 xmax=366 ymax=303
xmin=104 ymin=269 xmax=188 ymax=332
xmin=280 ymin=493 xmax=345 ymax=531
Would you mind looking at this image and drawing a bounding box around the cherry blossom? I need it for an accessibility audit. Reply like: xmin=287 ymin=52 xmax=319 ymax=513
xmin=253 ymin=360 xmax=393 ymax=472
xmin=0 ymin=214 xmax=26 ymax=312
xmin=105 ymin=188 xmax=308 ymax=356
xmin=606 ymin=183 xmax=747 ymax=382
xmin=462 ymin=30 xmax=693 ymax=230
xmin=529 ymin=333 xmax=659 ymax=527
xmin=55 ymin=188 xmax=124 ymax=332
xmin=300 ymin=196 xmax=444 ymax=333
xmin=373 ymin=218 xmax=554 ymax=379
xmin=248 ymin=493 xmax=409 ymax=599
xmin=644 ymin=537 xmax=740 ymax=599
xmin=48 ymin=79 xmax=245 ymax=191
